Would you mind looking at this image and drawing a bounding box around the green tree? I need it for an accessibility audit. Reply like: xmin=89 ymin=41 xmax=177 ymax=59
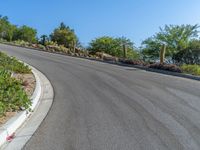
xmin=13 ymin=25 xmax=37 ymax=43
xmin=115 ymin=37 xmax=139 ymax=59
xmin=0 ymin=16 xmax=9 ymax=39
xmin=60 ymin=22 xmax=67 ymax=30
xmin=157 ymin=24 xmax=199 ymax=55
xmin=0 ymin=15 xmax=17 ymax=41
xmin=141 ymin=24 xmax=199 ymax=61
xmin=6 ymin=24 xmax=17 ymax=41
xmin=39 ymin=34 xmax=49 ymax=45
xmin=188 ymin=39 xmax=200 ymax=49
xmin=88 ymin=36 xmax=139 ymax=59
xmin=88 ymin=36 xmax=117 ymax=55
xmin=173 ymin=39 xmax=200 ymax=64
xmin=50 ymin=22 xmax=78 ymax=49
xmin=140 ymin=37 xmax=161 ymax=61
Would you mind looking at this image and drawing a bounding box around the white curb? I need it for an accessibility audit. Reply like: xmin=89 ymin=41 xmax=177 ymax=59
xmin=0 ymin=65 xmax=42 ymax=147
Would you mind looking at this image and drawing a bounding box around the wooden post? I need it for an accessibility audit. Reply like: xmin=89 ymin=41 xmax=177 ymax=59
xmin=160 ymin=44 xmax=166 ymax=64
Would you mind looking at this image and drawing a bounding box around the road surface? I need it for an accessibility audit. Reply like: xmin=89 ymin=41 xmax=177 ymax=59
xmin=1 ymin=44 xmax=200 ymax=150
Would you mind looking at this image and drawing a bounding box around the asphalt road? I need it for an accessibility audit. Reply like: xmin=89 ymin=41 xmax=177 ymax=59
xmin=1 ymin=44 xmax=200 ymax=150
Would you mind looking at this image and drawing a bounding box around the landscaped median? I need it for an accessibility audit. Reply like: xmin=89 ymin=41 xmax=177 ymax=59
xmin=0 ymin=51 xmax=41 ymax=147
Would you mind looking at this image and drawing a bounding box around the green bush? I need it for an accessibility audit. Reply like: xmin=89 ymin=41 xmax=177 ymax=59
xmin=0 ymin=69 xmax=31 ymax=116
xmin=0 ymin=52 xmax=32 ymax=116
xmin=88 ymin=36 xmax=139 ymax=59
xmin=0 ymin=52 xmax=31 ymax=73
xmin=181 ymin=64 xmax=200 ymax=76
xmin=13 ymin=40 xmax=30 ymax=47
xmin=173 ymin=48 xmax=200 ymax=65
xmin=36 ymin=44 xmax=46 ymax=50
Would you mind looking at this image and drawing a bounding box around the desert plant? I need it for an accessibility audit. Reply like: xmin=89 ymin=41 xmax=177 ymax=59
xmin=160 ymin=44 xmax=166 ymax=64
xmin=0 ymin=52 xmax=31 ymax=73
xmin=0 ymin=69 xmax=31 ymax=116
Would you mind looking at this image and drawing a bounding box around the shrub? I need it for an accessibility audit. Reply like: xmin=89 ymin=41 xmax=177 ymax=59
xmin=88 ymin=36 xmax=139 ymax=59
xmin=34 ymin=44 xmax=46 ymax=50
xmin=181 ymin=64 xmax=200 ymax=76
xmin=0 ymin=69 xmax=31 ymax=116
xmin=149 ymin=63 xmax=182 ymax=73
xmin=0 ymin=52 xmax=32 ymax=116
xmin=0 ymin=52 xmax=31 ymax=73
xmin=13 ymin=40 xmax=29 ymax=47
xmin=173 ymin=48 xmax=200 ymax=65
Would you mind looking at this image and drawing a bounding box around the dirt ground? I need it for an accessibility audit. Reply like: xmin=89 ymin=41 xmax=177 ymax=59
xmin=13 ymin=73 xmax=36 ymax=97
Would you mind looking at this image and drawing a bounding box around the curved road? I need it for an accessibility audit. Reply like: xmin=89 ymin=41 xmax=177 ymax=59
xmin=1 ymin=44 xmax=200 ymax=150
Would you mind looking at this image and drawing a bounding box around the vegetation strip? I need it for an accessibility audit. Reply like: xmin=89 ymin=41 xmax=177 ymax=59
xmin=0 ymin=59 xmax=41 ymax=147
xmin=0 ymin=52 xmax=33 ymax=120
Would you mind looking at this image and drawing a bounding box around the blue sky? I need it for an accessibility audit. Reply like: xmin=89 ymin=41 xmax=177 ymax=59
xmin=0 ymin=0 xmax=200 ymax=46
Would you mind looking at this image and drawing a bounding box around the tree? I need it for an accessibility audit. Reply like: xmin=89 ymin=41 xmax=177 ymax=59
xmin=39 ymin=34 xmax=49 ymax=45
xmin=141 ymin=24 xmax=199 ymax=61
xmin=88 ymin=36 xmax=117 ymax=55
xmin=173 ymin=39 xmax=200 ymax=64
xmin=188 ymin=39 xmax=200 ymax=49
xmin=0 ymin=15 xmax=9 ymax=39
xmin=50 ymin=22 xmax=78 ymax=49
xmin=157 ymin=24 xmax=199 ymax=55
xmin=0 ymin=15 xmax=17 ymax=41
xmin=115 ymin=37 xmax=139 ymax=59
xmin=0 ymin=15 xmax=37 ymax=43
xmin=140 ymin=37 xmax=161 ymax=61
xmin=60 ymin=22 xmax=67 ymax=30
xmin=13 ymin=25 xmax=37 ymax=43
xmin=5 ymin=24 xmax=17 ymax=41
xmin=88 ymin=36 xmax=139 ymax=59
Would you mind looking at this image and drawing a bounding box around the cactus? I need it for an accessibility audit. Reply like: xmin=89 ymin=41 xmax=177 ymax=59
xmin=72 ymin=40 xmax=76 ymax=53
xmin=123 ymin=44 xmax=127 ymax=59
xmin=160 ymin=44 xmax=166 ymax=64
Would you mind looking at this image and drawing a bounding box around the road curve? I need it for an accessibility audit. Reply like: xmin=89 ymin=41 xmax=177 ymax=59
xmin=1 ymin=44 xmax=200 ymax=150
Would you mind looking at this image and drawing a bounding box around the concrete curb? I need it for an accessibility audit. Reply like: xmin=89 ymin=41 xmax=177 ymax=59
xmin=0 ymin=63 xmax=54 ymax=150
xmin=1 ymin=42 xmax=200 ymax=81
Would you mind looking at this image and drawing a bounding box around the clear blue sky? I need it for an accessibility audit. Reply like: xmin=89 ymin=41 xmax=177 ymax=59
xmin=0 ymin=0 xmax=200 ymax=46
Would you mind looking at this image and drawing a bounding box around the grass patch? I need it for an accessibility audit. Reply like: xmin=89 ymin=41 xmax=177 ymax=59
xmin=181 ymin=64 xmax=200 ymax=76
